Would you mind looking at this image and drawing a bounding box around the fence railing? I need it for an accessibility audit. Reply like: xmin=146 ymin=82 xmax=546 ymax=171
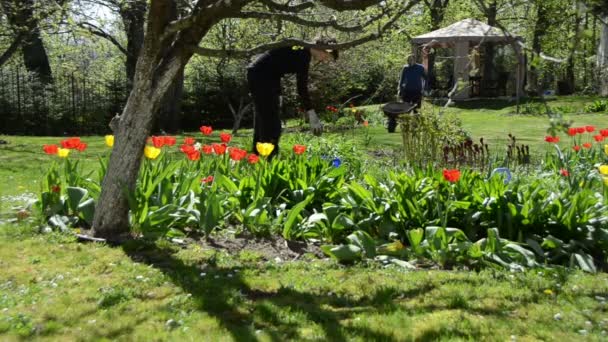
xmin=0 ymin=65 xmax=127 ymax=135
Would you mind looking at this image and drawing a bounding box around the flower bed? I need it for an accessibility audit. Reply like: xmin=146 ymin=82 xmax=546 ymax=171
xmin=36 ymin=123 xmax=608 ymax=272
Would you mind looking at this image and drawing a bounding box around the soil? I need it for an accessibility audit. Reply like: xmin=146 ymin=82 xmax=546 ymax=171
xmin=196 ymin=231 xmax=325 ymax=262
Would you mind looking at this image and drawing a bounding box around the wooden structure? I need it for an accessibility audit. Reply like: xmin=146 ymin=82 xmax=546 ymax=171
xmin=411 ymin=18 xmax=525 ymax=99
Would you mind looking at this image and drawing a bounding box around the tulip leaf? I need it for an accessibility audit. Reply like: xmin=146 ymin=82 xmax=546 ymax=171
xmin=321 ymin=244 xmax=362 ymax=262
xmin=66 ymin=187 xmax=88 ymax=214
xmin=347 ymin=231 xmax=376 ymax=258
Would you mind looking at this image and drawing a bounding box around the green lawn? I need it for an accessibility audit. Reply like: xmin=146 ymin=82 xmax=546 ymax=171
xmin=1 ymin=228 xmax=608 ymax=341
xmin=1 ymin=95 xmax=608 ymax=340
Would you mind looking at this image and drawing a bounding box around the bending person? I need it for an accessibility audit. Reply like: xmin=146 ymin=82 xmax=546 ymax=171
xmin=247 ymin=38 xmax=338 ymax=157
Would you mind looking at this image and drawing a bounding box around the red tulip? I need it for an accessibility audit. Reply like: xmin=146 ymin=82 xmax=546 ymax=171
xmin=573 ymin=145 xmax=581 ymax=152
xmin=180 ymin=144 xmax=196 ymax=154
xmin=220 ymin=133 xmax=232 ymax=143
xmin=61 ymin=137 xmax=81 ymax=149
xmin=76 ymin=142 xmax=87 ymax=152
xmin=594 ymin=135 xmax=604 ymax=142
xmin=583 ymin=142 xmax=592 ymax=149
xmin=544 ymin=136 xmax=559 ymax=143
xmin=293 ymin=144 xmax=306 ymax=155
xmin=201 ymin=145 xmax=213 ymax=154
xmin=247 ymin=153 xmax=259 ymax=164
xmin=213 ymin=143 xmax=227 ymax=155
xmin=186 ymin=150 xmax=200 ymax=161
xmin=184 ymin=137 xmax=195 ymax=145
xmin=229 ymin=147 xmax=247 ymax=161
xmin=585 ymin=125 xmax=596 ymax=133
xmin=576 ymin=127 xmax=585 ymax=134
xmin=200 ymin=126 xmax=213 ymax=136
xmin=600 ymin=129 xmax=608 ymax=137
xmin=560 ymin=169 xmax=569 ymax=177
xmin=163 ymin=136 xmax=176 ymax=146
xmin=568 ymin=128 xmax=577 ymax=136
xmin=151 ymin=136 xmax=165 ymax=148
xmin=442 ymin=169 xmax=461 ymax=183
xmin=43 ymin=144 xmax=59 ymax=155
xmin=201 ymin=175 xmax=214 ymax=184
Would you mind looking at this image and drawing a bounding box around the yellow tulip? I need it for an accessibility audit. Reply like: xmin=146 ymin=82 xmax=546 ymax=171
xmin=600 ymin=165 xmax=608 ymax=175
xmin=605 ymin=144 xmax=608 ymax=156
xmin=144 ymin=146 xmax=161 ymax=160
xmin=57 ymin=148 xmax=70 ymax=158
xmin=105 ymin=135 xmax=114 ymax=147
xmin=256 ymin=142 xmax=275 ymax=157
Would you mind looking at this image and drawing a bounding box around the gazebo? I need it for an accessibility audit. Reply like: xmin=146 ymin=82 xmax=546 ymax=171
xmin=411 ymin=18 xmax=525 ymax=99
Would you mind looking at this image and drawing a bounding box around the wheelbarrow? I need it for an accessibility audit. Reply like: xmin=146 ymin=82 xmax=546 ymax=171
xmin=381 ymin=101 xmax=417 ymax=133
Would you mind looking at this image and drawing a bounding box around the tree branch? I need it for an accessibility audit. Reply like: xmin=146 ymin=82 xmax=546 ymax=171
xmin=77 ymin=22 xmax=128 ymax=56
xmin=192 ymin=0 xmax=419 ymax=57
xmin=259 ymin=0 xmax=315 ymax=12
xmin=318 ymin=0 xmax=386 ymax=11
xmin=0 ymin=33 xmax=23 ymax=68
xmin=233 ymin=9 xmax=385 ymax=32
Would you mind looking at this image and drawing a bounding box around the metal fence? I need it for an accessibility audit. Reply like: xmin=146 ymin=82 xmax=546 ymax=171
xmin=0 ymin=65 xmax=127 ymax=135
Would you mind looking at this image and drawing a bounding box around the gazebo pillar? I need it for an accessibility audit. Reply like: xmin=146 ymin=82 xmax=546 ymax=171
xmin=453 ymin=41 xmax=470 ymax=99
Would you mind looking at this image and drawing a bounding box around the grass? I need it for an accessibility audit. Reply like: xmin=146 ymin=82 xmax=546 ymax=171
xmin=1 ymin=227 xmax=608 ymax=340
xmin=1 ymin=95 xmax=608 ymax=340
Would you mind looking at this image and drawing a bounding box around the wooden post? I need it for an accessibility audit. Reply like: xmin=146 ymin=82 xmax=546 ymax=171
xmin=453 ymin=41 xmax=470 ymax=99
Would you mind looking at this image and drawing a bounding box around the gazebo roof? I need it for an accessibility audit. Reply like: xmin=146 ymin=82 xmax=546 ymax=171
xmin=412 ymin=18 xmax=521 ymax=45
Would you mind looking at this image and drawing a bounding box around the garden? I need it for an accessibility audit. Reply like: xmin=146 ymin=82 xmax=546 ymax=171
xmin=3 ymin=0 xmax=608 ymax=340
xmin=2 ymin=97 xmax=608 ymax=340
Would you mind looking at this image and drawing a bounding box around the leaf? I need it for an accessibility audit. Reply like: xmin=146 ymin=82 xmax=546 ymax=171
xmin=215 ymin=174 xmax=238 ymax=193
xmin=321 ymin=244 xmax=362 ymax=262
xmin=406 ymin=228 xmax=424 ymax=252
xmin=347 ymin=231 xmax=376 ymax=258
xmin=66 ymin=187 xmax=88 ymax=213
xmin=572 ymin=252 xmax=597 ymax=273
xmin=282 ymin=195 xmax=313 ymax=240
xmin=376 ymin=240 xmax=405 ymax=256
xmin=77 ymin=198 xmax=95 ymax=225
xmin=332 ymin=213 xmax=354 ymax=231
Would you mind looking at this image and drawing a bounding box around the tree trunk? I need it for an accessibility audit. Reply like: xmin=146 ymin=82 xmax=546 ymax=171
xmin=1 ymin=0 xmax=52 ymax=84
xmin=482 ymin=1 xmax=497 ymax=87
xmin=528 ymin=2 xmax=547 ymax=96
xmin=119 ymin=0 xmax=147 ymax=88
xmin=157 ymin=67 xmax=184 ymax=133
xmin=564 ymin=3 xmax=582 ymax=94
xmin=91 ymin=59 xmax=184 ymax=239
xmin=598 ymin=15 xmax=608 ymax=96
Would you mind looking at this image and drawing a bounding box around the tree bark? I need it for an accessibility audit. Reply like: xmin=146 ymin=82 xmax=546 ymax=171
xmin=482 ymin=1 xmax=497 ymax=86
xmin=598 ymin=15 xmax=608 ymax=95
xmin=118 ymin=0 xmax=147 ymax=89
xmin=528 ymin=2 xmax=547 ymax=95
xmin=157 ymin=67 xmax=185 ymax=133
xmin=91 ymin=58 xmax=186 ymax=239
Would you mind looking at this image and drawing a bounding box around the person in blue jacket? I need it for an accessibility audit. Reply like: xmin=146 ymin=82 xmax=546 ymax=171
xmin=390 ymin=55 xmax=427 ymax=132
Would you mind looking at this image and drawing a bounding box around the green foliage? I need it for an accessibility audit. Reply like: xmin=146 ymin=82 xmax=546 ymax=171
xmin=584 ymin=100 xmax=608 ymax=113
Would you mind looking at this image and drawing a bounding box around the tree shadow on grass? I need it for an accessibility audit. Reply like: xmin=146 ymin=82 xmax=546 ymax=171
xmin=121 ymin=241 xmax=437 ymax=341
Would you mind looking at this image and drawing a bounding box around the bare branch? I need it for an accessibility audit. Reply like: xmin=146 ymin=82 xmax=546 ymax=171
xmin=77 ymin=22 xmax=128 ymax=55
xmin=259 ymin=0 xmax=315 ymax=12
xmin=233 ymin=9 xmax=385 ymax=32
xmin=318 ymin=0 xmax=385 ymax=11
xmin=192 ymin=0 xmax=419 ymax=57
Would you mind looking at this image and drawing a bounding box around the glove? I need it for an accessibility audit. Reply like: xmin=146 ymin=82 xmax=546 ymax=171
xmin=307 ymin=109 xmax=323 ymax=136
